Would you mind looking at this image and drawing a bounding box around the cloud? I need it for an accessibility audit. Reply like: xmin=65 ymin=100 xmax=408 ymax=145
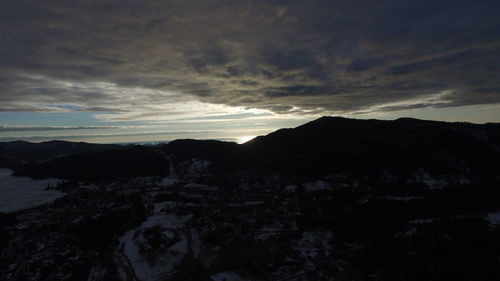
xmin=0 ymin=125 xmax=126 ymax=132
xmin=0 ymin=0 xmax=499 ymax=119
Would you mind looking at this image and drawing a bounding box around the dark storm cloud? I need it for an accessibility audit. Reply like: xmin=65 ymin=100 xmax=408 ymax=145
xmin=1 ymin=0 xmax=499 ymax=117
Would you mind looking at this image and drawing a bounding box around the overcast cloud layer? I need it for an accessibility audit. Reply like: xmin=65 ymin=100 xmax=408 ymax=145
xmin=1 ymin=0 xmax=500 ymax=120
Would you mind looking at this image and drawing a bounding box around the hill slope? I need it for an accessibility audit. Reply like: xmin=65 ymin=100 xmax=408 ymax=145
xmin=240 ymin=117 xmax=500 ymax=179
xmin=0 ymin=140 xmax=120 ymax=168
xmin=6 ymin=117 xmax=500 ymax=183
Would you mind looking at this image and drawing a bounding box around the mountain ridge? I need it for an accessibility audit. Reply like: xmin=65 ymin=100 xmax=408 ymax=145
xmin=5 ymin=116 xmax=499 ymax=183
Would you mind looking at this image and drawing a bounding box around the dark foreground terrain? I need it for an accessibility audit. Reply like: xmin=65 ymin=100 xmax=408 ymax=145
xmin=1 ymin=117 xmax=500 ymax=281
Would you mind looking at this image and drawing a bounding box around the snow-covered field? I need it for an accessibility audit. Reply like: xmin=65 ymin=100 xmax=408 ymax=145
xmin=0 ymin=168 xmax=62 ymax=213
xmin=486 ymin=211 xmax=500 ymax=225
xmin=120 ymin=210 xmax=193 ymax=281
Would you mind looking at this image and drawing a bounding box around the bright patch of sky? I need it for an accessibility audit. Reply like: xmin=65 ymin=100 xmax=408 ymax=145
xmin=0 ymin=106 xmax=316 ymax=143
xmin=1 ymin=99 xmax=499 ymax=144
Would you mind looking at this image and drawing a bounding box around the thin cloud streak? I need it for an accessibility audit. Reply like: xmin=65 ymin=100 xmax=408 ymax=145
xmin=0 ymin=125 xmax=127 ymax=132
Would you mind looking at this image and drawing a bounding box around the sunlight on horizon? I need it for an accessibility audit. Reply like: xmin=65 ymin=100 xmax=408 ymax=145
xmin=237 ymin=135 xmax=256 ymax=144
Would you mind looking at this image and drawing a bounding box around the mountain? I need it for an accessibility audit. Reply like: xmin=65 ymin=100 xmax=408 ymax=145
xmin=240 ymin=116 xmax=500 ymax=179
xmin=6 ymin=117 xmax=500 ymax=183
xmin=12 ymin=145 xmax=168 ymax=180
xmin=0 ymin=140 xmax=121 ymax=169
xmin=158 ymin=116 xmax=500 ymax=184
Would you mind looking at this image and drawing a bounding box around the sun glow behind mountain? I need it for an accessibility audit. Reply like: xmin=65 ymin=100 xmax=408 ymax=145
xmin=237 ymin=136 xmax=256 ymax=144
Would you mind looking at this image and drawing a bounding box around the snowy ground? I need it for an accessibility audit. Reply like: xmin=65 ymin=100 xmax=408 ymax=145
xmin=0 ymin=168 xmax=62 ymax=213
xmin=486 ymin=211 xmax=500 ymax=225
xmin=120 ymin=208 xmax=193 ymax=281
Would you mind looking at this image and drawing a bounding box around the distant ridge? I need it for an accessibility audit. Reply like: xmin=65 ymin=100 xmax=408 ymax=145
xmin=0 ymin=140 xmax=120 ymax=169
xmin=4 ymin=117 xmax=500 ymax=181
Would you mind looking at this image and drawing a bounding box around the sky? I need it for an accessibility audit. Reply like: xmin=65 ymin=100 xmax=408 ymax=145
xmin=1 ymin=0 xmax=499 ymax=143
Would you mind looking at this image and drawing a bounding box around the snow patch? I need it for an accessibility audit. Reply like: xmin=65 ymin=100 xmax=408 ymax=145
xmin=159 ymin=177 xmax=176 ymax=187
xmin=293 ymin=231 xmax=333 ymax=260
xmin=153 ymin=201 xmax=177 ymax=213
xmin=183 ymin=183 xmax=218 ymax=190
xmin=407 ymin=218 xmax=437 ymax=224
xmin=486 ymin=211 xmax=500 ymax=225
xmin=303 ymin=180 xmax=330 ymax=192
xmin=411 ymin=169 xmax=448 ymax=189
xmin=381 ymin=196 xmax=425 ymax=201
xmin=256 ymin=226 xmax=283 ymax=241
xmin=120 ymin=214 xmax=192 ymax=281
xmin=210 ymin=271 xmax=248 ymax=281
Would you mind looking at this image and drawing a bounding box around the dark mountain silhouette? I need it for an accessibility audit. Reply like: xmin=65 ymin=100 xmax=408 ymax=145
xmin=0 ymin=140 xmax=120 ymax=169
xmin=12 ymin=145 xmax=168 ymax=180
xmin=5 ymin=117 xmax=500 ymax=183
xmin=240 ymin=116 xmax=500 ymax=179
xmin=157 ymin=116 xmax=500 ymax=182
xmin=164 ymin=139 xmax=240 ymax=164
